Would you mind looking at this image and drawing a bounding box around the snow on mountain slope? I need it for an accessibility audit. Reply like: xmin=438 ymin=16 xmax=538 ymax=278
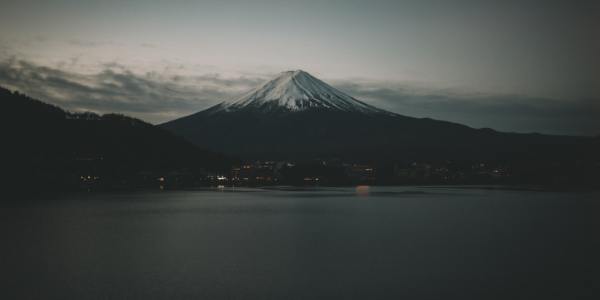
xmin=215 ymin=70 xmax=390 ymax=114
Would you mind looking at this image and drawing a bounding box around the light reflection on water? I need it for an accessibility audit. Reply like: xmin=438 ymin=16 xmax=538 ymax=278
xmin=355 ymin=185 xmax=370 ymax=196
xmin=2 ymin=186 xmax=599 ymax=299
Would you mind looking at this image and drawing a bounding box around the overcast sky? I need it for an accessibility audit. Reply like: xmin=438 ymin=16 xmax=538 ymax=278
xmin=1 ymin=0 xmax=598 ymax=135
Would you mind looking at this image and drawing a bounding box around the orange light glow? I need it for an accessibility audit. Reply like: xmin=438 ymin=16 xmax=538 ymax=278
xmin=355 ymin=185 xmax=370 ymax=196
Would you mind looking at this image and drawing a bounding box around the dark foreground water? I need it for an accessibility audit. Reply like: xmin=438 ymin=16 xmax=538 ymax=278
xmin=2 ymin=186 xmax=599 ymax=299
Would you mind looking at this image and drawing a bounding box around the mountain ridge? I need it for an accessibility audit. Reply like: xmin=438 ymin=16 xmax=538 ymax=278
xmin=211 ymin=70 xmax=390 ymax=114
xmin=160 ymin=71 xmax=598 ymax=163
xmin=1 ymin=86 xmax=234 ymax=191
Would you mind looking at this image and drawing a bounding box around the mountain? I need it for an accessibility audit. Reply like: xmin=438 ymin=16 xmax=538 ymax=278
xmin=1 ymin=87 xmax=233 ymax=191
xmin=161 ymin=70 xmax=599 ymax=163
xmin=212 ymin=70 xmax=386 ymax=114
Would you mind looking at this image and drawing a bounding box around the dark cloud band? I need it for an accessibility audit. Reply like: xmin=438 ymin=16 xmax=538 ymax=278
xmin=0 ymin=58 xmax=262 ymax=123
xmin=335 ymin=82 xmax=600 ymax=136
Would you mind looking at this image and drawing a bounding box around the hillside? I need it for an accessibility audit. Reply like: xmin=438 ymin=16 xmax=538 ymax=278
xmin=1 ymin=87 xmax=233 ymax=191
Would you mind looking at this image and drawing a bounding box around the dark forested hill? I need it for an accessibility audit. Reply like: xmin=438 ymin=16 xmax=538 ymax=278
xmin=161 ymin=107 xmax=598 ymax=162
xmin=1 ymin=87 xmax=233 ymax=192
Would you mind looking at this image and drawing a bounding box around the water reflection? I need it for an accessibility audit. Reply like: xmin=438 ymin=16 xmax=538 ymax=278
xmin=355 ymin=185 xmax=370 ymax=196
xmin=3 ymin=187 xmax=598 ymax=299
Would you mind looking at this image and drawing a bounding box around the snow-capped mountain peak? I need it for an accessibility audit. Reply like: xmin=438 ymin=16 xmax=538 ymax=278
xmin=218 ymin=70 xmax=387 ymax=114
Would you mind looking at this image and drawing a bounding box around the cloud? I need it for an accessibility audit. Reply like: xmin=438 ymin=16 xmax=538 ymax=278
xmin=139 ymin=43 xmax=157 ymax=48
xmin=0 ymin=57 xmax=597 ymax=135
xmin=336 ymin=81 xmax=600 ymax=135
xmin=0 ymin=58 xmax=263 ymax=123
xmin=333 ymin=81 xmax=600 ymax=136
xmin=67 ymin=39 xmax=120 ymax=48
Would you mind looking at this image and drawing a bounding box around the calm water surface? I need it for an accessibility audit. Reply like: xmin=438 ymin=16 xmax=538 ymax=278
xmin=2 ymin=186 xmax=599 ymax=299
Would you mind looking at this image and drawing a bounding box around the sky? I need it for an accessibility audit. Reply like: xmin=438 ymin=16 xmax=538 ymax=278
xmin=0 ymin=0 xmax=598 ymax=135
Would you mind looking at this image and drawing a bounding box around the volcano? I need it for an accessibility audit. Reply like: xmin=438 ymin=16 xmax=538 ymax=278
xmin=160 ymin=70 xmax=596 ymax=162
xmin=210 ymin=70 xmax=387 ymax=114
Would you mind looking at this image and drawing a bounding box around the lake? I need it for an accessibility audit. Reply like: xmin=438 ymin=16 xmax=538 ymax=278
xmin=2 ymin=186 xmax=599 ymax=299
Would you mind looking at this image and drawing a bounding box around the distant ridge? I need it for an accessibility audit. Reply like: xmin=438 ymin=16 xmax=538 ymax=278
xmin=161 ymin=71 xmax=598 ymax=164
xmin=1 ymin=86 xmax=232 ymax=191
